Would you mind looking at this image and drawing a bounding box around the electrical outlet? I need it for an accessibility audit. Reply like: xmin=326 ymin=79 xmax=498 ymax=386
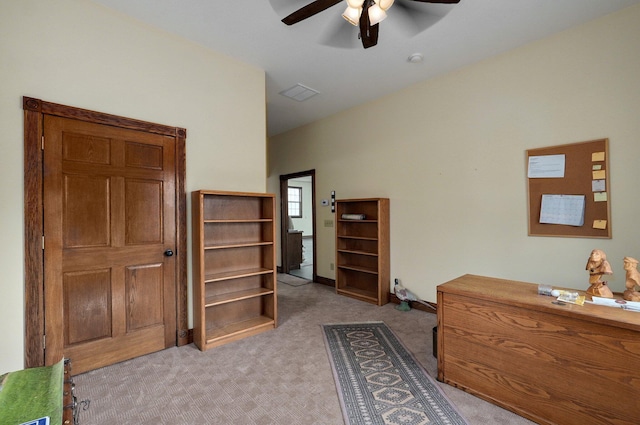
xmin=324 ymin=219 xmax=334 ymax=227
xmin=330 ymin=263 xmax=334 ymax=270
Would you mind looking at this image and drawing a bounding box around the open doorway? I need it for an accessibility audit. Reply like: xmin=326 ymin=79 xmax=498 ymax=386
xmin=280 ymin=170 xmax=316 ymax=281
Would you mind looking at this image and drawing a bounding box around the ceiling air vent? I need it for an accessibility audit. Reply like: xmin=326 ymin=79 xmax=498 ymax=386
xmin=279 ymin=83 xmax=319 ymax=102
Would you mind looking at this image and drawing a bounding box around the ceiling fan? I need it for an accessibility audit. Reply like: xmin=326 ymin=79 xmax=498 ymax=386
xmin=281 ymin=0 xmax=461 ymax=49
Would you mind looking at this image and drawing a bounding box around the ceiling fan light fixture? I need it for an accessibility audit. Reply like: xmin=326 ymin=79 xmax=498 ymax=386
xmin=377 ymin=0 xmax=394 ymax=11
xmin=368 ymin=4 xmax=387 ymax=25
xmin=281 ymin=0 xmax=461 ymax=50
xmin=342 ymin=6 xmax=362 ymax=26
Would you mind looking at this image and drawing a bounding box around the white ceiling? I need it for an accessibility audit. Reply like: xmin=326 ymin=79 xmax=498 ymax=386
xmin=90 ymin=0 xmax=640 ymax=136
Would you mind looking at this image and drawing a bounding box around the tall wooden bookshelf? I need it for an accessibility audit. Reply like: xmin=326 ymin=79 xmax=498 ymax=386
xmin=191 ymin=190 xmax=277 ymax=351
xmin=335 ymin=198 xmax=390 ymax=306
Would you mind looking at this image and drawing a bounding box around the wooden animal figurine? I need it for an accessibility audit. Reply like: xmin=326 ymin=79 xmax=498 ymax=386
xmin=623 ymin=257 xmax=640 ymax=302
xmin=585 ymin=249 xmax=613 ymax=298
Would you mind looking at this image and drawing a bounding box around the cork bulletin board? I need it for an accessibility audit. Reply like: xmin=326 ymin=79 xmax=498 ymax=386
xmin=526 ymin=138 xmax=611 ymax=238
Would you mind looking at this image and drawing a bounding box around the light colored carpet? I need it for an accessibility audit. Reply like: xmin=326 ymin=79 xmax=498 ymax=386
xmin=72 ymin=282 xmax=535 ymax=425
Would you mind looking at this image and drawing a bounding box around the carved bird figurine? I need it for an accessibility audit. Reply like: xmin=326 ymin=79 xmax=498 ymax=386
xmin=394 ymin=279 xmax=436 ymax=311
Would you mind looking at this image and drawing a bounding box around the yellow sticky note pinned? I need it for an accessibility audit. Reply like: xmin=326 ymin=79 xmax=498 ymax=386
xmin=593 ymin=220 xmax=607 ymax=230
xmin=592 ymin=152 xmax=605 ymax=162
xmin=592 ymin=170 xmax=606 ymax=179
xmin=592 ymin=164 xmax=602 ymax=170
xmin=594 ymin=192 xmax=608 ymax=202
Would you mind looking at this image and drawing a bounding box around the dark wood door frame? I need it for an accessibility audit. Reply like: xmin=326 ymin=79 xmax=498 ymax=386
xmin=279 ymin=170 xmax=316 ymax=280
xmin=23 ymin=96 xmax=189 ymax=368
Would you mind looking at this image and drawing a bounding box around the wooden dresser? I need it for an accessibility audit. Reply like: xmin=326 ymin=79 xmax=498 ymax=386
xmin=287 ymin=230 xmax=303 ymax=270
xmin=437 ymin=274 xmax=640 ymax=425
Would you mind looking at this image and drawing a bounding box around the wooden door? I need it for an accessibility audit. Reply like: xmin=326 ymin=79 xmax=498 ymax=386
xmin=43 ymin=115 xmax=177 ymax=374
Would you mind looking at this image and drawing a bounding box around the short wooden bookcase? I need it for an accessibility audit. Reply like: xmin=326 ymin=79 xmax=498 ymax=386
xmin=335 ymin=198 xmax=390 ymax=306
xmin=191 ymin=190 xmax=277 ymax=351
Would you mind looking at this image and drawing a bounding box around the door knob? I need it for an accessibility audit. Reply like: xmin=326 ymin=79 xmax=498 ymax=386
xmin=164 ymin=249 xmax=174 ymax=257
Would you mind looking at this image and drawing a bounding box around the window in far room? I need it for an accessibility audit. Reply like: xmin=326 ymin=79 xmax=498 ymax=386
xmin=288 ymin=186 xmax=302 ymax=218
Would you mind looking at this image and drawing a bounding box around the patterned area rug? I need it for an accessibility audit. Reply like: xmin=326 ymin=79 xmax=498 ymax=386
xmin=323 ymin=322 xmax=468 ymax=425
xmin=277 ymin=273 xmax=311 ymax=287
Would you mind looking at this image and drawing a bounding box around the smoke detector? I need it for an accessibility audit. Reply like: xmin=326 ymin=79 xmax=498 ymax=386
xmin=407 ymin=53 xmax=424 ymax=64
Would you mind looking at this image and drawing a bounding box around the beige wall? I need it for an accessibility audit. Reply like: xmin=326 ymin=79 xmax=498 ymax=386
xmin=0 ymin=0 xmax=266 ymax=371
xmin=269 ymin=5 xmax=640 ymax=301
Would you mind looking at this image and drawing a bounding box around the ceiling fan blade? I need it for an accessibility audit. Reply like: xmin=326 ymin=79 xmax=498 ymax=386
xmin=282 ymin=0 xmax=343 ymax=25
xmin=361 ymin=23 xmax=379 ymax=49
xmin=359 ymin=0 xmax=379 ymax=48
xmin=409 ymin=0 xmax=460 ymax=3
